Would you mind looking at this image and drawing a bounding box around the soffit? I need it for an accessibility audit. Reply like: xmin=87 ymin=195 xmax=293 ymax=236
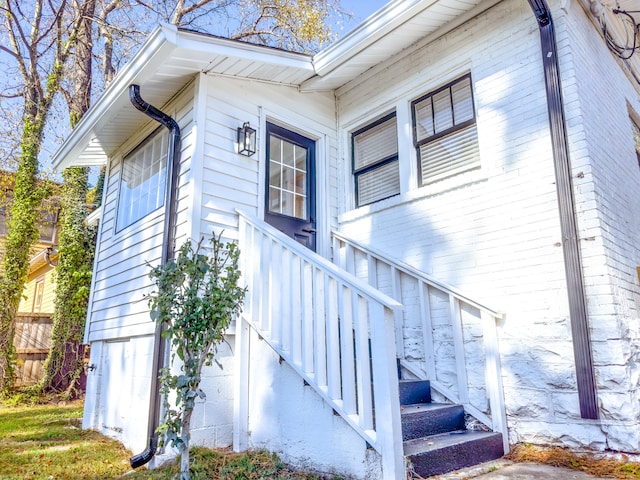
xmin=52 ymin=26 xmax=314 ymax=170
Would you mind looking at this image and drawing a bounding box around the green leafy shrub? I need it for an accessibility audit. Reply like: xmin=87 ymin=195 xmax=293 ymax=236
xmin=148 ymin=232 xmax=246 ymax=480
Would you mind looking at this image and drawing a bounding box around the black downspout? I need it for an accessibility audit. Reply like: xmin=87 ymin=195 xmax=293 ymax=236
xmin=527 ymin=0 xmax=598 ymax=419
xmin=129 ymin=84 xmax=182 ymax=468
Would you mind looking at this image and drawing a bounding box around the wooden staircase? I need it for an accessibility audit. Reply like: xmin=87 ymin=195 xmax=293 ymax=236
xmin=238 ymin=214 xmax=508 ymax=480
xmin=400 ymin=380 xmax=504 ymax=478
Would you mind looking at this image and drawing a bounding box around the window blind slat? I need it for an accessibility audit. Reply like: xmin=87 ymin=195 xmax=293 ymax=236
xmin=357 ymin=162 xmax=401 ymax=206
xmin=354 ymin=117 xmax=398 ymax=170
xmin=419 ymin=125 xmax=480 ymax=184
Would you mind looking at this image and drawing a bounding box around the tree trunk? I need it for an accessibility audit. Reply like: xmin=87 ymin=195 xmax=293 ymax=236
xmin=180 ymin=406 xmax=193 ymax=480
xmin=41 ymin=166 xmax=94 ymax=394
xmin=41 ymin=0 xmax=97 ymax=396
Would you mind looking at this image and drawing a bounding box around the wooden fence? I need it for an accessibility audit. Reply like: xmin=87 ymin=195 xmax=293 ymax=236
xmin=14 ymin=313 xmax=53 ymax=386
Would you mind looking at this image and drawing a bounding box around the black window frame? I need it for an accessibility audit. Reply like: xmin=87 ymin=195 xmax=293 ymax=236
xmin=352 ymin=112 xmax=399 ymax=207
xmin=411 ymin=73 xmax=479 ymax=186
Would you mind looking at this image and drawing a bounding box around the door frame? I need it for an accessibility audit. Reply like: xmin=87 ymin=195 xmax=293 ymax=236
xmin=258 ymin=115 xmax=328 ymax=256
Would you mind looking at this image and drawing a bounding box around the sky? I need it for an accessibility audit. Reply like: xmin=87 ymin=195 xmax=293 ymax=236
xmin=336 ymin=0 xmax=392 ymax=37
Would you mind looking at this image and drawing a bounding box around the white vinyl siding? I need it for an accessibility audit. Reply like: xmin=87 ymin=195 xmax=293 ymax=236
xmin=116 ymin=128 xmax=168 ymax=231
xmin=631 ymin=116 xmax=640 ymax=168
xmin=352 ymin=113 xmax=399 ymax=206
xmin=412 ymin=75 xmax=479 ymax=185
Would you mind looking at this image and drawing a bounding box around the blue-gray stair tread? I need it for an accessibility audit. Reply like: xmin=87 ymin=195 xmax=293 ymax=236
xmin=399 ymin=379 xmax=431 ymax=405
xmin=404 ymin=430 xmax=504 ymax=477
xmin=401 ymin=403 xmax=465 ymax=440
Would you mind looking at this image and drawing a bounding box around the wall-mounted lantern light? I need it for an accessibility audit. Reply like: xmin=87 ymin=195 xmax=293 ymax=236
xmin=237 ymin=122 xmax=256 ymax=156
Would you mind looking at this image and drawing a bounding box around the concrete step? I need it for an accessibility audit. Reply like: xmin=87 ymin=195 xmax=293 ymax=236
xmin=401 ymin=403 xmax=465 ymax=440
xmin=399 ymin=379 xmax=431 ymax=405
xmin=404 ymin=430 xmax=504 ymax=478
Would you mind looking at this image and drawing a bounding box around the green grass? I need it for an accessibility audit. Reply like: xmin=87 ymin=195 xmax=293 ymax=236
xmin=125 ymin=448 xmax=333 ymax=479
xmin=0 ymin=399 xmax=336 ymax=479
xmin=0 ymin=400 xmax=132 ymax=479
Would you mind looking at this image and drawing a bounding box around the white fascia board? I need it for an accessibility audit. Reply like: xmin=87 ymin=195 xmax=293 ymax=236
xmin=312 ymin=0 xmax=433 ymax=76
xmin=51 ymin=24 xmax=180 ymax=170
xmin=176 ymin=29 xmax=314 ymax=72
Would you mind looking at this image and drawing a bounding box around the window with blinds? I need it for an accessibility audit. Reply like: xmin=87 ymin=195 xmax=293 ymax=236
xmin=412 ymin=75 xmax=480 ymax=186
xmin=352 ymin=112 xmax=400 ymax=207
xmin=116 ymin=127 xmax=168 ymax=231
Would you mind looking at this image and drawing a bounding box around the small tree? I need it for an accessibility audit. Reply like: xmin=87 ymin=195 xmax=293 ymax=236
xmin=148 ymin=232 xmax=246 ymax=480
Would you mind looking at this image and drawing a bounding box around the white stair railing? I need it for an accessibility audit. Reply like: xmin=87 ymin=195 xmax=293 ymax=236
xmin=332 ymin=231 xmax=509 ymax=454
xmin=236 ymin=212 xmax=405 ymax=480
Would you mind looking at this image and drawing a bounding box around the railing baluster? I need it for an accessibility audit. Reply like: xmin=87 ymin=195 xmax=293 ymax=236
xmin=367 ymin=253 xmax=377 ymax=287
xmin=339 ymin=283 xmax=357 ymax=414
xmin=353 ymin=292 xmax=373 ymax=431
xmin=260 ymin=233 xmax=273 ymax=331
xmin=280 ymin=248 xmax=291 ymax=354
xmin=302 ymin=261 xmax=314 ymax=375
xmin=419 ymin=281 xmax=436 ymax=380
xmin=345 ymin=242 xmax=356 ymax=276
xmin=450 ymin=296 xmax=469 ymax=404
xmin=314 ymin=267 xmax=328 ymax=388
xmin=253 ymin=230 xmax=264 ymax=330
xmin=326 ymin=276 xmax=341 ymax=401
xmin=291 ymin=254 xmax=302 ymax=366
xmin=391 ymin=266 xmax=404 ymax=363
xmin=270 ymin=242 xmax=282 ymax=347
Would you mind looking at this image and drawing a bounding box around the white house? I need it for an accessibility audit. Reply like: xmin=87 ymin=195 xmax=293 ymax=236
xmin=52 ymin=0 xmax=640 ymax=478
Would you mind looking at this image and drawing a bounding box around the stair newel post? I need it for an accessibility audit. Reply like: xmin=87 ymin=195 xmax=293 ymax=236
xmin=369 ymin=302 xmax=405 ymax=480
xmin=481 ymin=310 xmax=509 ymax=454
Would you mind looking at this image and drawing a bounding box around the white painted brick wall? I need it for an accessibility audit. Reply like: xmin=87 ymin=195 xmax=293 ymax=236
xmin=335 ymin=0 xmax=640 ymax=453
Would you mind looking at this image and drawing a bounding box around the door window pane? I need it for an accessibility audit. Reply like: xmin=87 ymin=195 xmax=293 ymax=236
xmin=268 ymin=134 xmax=308 ymax=220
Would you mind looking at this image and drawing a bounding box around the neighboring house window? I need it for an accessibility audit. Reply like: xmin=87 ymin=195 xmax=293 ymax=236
xmin=33 ymin=278 xmax=45 ymax=313
xmin=632 ymin=117 xmax=640 ymax=168
xmin=412 ymin=74 xmax=480 ymax=185
xmin=117 ymin=128 xmax=168 ymax=230
xmin=352 ymin=112 xmax=399 ymax=207
xmin=38 ymin=208 xmax=58 ymax=244
xmin=0 ymin=201 xmax=58 ymax=242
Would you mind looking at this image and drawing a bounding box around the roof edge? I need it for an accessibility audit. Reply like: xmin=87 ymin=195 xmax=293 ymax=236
xmin=311 ymin=0 xmax=429 ymax=76
xmin=51 ymin=24 xmax=179 ymax=170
